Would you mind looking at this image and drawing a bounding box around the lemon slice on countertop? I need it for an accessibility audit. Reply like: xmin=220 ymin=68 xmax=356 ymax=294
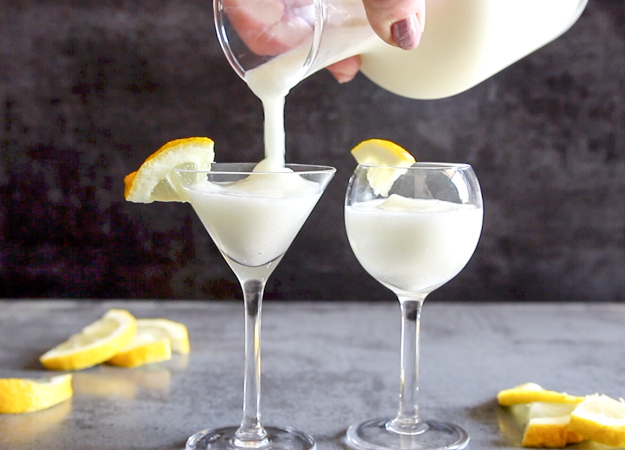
xmin=0 ymin=374 xmax=73 ymax=414
xmin=135 ymin=318 xmax=190 ymax=354
xmin=497 ymin=382 xmax=585 ymax=406
xmin=350 ymin=138 xmax=416 ymax=196
xmin=107 ymin=318 xmax=190 ymax=368
xmin=40 ymin=309 xmax=137 ymax=371
xmin=569 ymin=394 xmax=625 ymax=448
xmin=124 ymin=137 xmax=214 ymax=203
xmin=521 ymin=402 xmax=585 ymax=448
xmin=107 ymin=330 xmax=171 ymax=368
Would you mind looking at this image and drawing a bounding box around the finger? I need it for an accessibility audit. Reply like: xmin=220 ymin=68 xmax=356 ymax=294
xmin=361 ymin=0 xmax=425 ymax=49
xmin=224 ymin=0 xmax=313 ymax=55
xmin=326 ymin=56 xmax=362 ymax=83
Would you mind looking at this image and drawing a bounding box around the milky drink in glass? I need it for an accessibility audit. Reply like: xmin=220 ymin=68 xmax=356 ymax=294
xmin=177 ymin=163 xmax=335 ymax=450
xmin=184 ymin=168 xmax=323 ymax=275
xmin=343 ymin=163 xmax=483 ymax=450
xmin=345 ymin=195 xmax=482 ymax=294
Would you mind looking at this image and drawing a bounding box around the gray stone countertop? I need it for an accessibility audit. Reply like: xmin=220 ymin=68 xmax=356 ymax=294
xmin=0 ymin=300 xmax=623 ymax=450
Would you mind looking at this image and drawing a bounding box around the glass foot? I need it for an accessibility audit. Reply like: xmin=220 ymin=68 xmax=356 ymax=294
xmin=346 ymin=417 xmax=469 ymax=450
xmin=186 ymin=425 xmax=316 ymax=450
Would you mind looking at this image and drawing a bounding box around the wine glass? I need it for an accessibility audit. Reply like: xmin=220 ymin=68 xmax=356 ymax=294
xmin=344 ymin=162 xmax=483 ymax=450
xmin=175 ymin=162 xmax=335 ymax=450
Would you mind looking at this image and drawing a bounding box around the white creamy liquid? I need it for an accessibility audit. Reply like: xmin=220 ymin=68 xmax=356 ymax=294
xmin=245 ymin=48 xmax=310 ymax=170
xmin=345 ymin=195 xmax=483 ymax=294
xmin=186 ymin=175 xmax=322 ymax=267
xmin=360 ymin=0 xmax=587 ymax=99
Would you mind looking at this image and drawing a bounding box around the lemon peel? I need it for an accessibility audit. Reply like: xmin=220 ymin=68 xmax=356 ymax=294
xmin=497 ymin=382 xmax=584 ymax=406
xmin=0 ymin=374 xmax=73 ymax=414
xmin=521 ymin=402 xmax=585 ymax=448
xmin=350 ymin=138 xmax=416 ymax=196
xmin=40 ymin=309 xmax=137 ymax=371
xmin=135 ymin=318 xmax=190 ymax=354
xmin=497 ymin=383 xmax=625 ymax=448
xmin=569 ymin=394 xmax=625 ymax=448
xmin=124 ymin=137 xmax=214 ymax=203
xmin=107 ymin=318 xmax=190 ymax=367
xmin=107 ymin=334 xmax=171 ymax=368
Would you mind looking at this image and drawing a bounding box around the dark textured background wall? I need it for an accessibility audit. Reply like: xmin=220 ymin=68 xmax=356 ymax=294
xmin=1 ymin=0 xmax=624 ymax=301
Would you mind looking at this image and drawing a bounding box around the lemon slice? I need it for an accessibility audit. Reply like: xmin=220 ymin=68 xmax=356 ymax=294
xmin=135 ymin=318 xmax=190 ymax=354
xmin=124 ymin=137 xmax=215 ymax=203
xmin=0 ymin=374 xmax=73 ymax=414
xmin=569 ymin=394 xmax=625 ymax=447
xmin=350 ymin=138 xmax=416 ymax=196
xmin=40 ymin=309 xmax=137 ymax=371
xmin=497 ymin=382 xmax=585 ymax=406
xmin=521 ymin=402 xmax=585 ymax=448
xmin=107 ymin=318 xmax=189 ymax=367
xmin=107 ymin=330 xmax=172 ymax=368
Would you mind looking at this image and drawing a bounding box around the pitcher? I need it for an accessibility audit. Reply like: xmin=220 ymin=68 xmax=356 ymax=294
xmin=215 ymin=0 xmax=588 ymax=100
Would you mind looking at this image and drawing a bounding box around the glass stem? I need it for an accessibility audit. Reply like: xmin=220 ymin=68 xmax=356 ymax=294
xmin=387 ymin=295 xmax=429 ymax=435
xmin=234 ymin=279 xmax=269 ymax=447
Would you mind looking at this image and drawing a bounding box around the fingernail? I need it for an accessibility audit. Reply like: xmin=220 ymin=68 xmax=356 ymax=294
xmin=391 ymin=14 xmax=422 ymax=50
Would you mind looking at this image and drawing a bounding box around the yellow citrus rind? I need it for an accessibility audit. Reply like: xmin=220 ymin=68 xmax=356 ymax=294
xmin=107 ymin=318 xmax=190 ymax=367
xmin=124 ymin=137 xmax=214 ymax=203
xmin=569 ymin=394 xmax=625 ymax=448
xmin=350 ymin=138 xmax=416 ymax=196
xmin=497 ymin=382 xmax=584 ymax=406
xmin=135 ymin=318 xmax=190 ymax=354
xmin=498 ymin=384 xmax=625 ymax=448
xmin=522 ymin=402 xmax=585 ymax=448
xmin=40 ymin=309 xmax=137 ymax=371
xmin=351 ymin=139 xmax=415 ymax=166
xmin=107 ymin=336 xmax=172 ymax=368
xmin=0 ymin=374 xmax=73 ymax=414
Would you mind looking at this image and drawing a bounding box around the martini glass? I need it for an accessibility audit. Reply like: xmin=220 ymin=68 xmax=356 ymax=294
xmin=175 ymin=162 xmax=335 ymax=450
xmin=344 ymin=162 xmax=483 ymax=450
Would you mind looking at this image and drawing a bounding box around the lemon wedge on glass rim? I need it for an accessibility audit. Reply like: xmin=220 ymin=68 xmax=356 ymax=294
xmin=40 ymin=309 xmax=137 ymax=371
xmin=350 ymin=138 xmax=416 ymax=196
xmin=124 ymin=137 xmax=214 ymax=203
xmin=0 ymin=374 xmax=73 ymax=414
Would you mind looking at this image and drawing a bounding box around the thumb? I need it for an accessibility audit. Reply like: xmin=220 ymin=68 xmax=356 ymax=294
xmin=361 ymin=0 xmax=425 ymax=50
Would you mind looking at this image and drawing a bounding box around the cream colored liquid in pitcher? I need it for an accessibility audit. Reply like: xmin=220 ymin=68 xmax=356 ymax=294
xmin=360 ymin=0 xmax=587 ymax=99
xmin=245 ymin=0 xmax=587 ymax=166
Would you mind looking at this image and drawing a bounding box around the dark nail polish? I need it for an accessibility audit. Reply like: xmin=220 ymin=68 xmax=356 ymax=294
xmin=391 ymin=14 xmax=422 ymax=50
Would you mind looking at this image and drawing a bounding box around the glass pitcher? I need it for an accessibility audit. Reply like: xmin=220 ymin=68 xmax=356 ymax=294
xmin=214 ymin=0 xmax=588 ymax=99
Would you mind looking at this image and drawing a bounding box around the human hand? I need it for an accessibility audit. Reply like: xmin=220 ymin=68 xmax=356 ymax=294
xmin=224 ymin=0 xmax=312 ymax=57
xmin=220 ymin=0 xmax=425 ymax=83
xmin=328 ymin=0 xmax=425 ymax=83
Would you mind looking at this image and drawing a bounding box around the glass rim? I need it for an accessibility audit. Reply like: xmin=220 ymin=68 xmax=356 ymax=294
xmin=357 ymin=162 xmax=473 ymax=170
xmin=175 ymin=162 xmax=336 ymax=175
